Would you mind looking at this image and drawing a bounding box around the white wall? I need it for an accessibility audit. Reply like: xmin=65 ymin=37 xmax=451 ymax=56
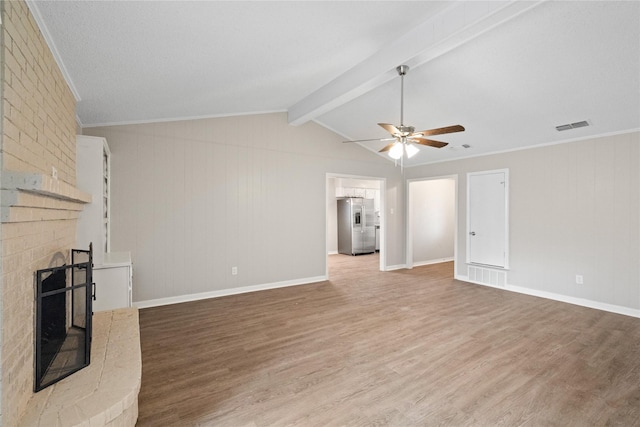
xmin=327 ymin=177 xmax=338 ymax=254
xmin=406 ymin=131 xmax=640 ymax=312
xmin=85 ymin=113 xmax=404 ymax=305
xmin=409 ymin=179 xmax=455 ymax=265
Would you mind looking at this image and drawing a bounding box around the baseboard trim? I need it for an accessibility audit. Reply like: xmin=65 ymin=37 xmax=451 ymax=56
xmin=456 ymin=275 xmax=640 ymax=319
xmin=385 ymin=264 xmax=407 ymax=271
xmin=135 ymin=275 xmax=328 ymax=309
xmin=137 ymin=271 xmax=640 ymax=318
xmin=413 ymin=257 xmax=454 ymax=267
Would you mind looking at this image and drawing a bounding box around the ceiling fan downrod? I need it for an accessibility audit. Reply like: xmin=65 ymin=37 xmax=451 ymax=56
xmin=397 ymin=65 xmax=409 ymax=128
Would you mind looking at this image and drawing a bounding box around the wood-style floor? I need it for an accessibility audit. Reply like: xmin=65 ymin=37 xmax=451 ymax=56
xmin=137 ymin=254 xmax=640 ymax=426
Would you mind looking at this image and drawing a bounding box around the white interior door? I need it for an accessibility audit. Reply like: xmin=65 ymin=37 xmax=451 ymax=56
xmin=467 ymin=170 xmax=509 ymax=268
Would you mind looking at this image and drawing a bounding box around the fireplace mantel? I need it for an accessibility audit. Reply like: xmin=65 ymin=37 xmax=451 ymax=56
xmin=1 ymin=171 xmax=91 ymax=223
xmin=2 ymin=171 xmax=92 ymax=202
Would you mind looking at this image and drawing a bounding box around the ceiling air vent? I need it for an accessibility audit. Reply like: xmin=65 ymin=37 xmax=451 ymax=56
xmin=556 ymin=120 xmax=589 ymax=131
xmin=448 ymin=144 xmax=472 ymax=151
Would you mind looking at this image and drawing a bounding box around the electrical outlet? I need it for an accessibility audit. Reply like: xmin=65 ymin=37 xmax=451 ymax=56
xmin=575 ymin=275 xmax=583 ymax=285
xmin=231 ymin=266 xmax=238 ymax=276
xmin=51 ymin=166 xmax=58 ymax=180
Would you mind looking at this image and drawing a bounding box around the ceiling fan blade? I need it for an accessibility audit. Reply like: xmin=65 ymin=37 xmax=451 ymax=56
xmin=412 ymin=125 xmax=465 ymax=137
xmin=411 ymin=137 xmax=448 ymax=148
xmin=378 ymin=123 xmax=400 ymax=135
xmin=378 ymin=142 xmax=397 ymax=153
xmin=343 ymin=137 xmax=395 ymax=144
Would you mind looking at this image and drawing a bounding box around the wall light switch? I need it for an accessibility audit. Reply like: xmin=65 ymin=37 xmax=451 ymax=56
xmin=575 ymin=275 xmax=583 ymax=285
xmin=231 ymin=266 xmax=238 ymax=276
xmin=52 ymin=166 xmax=58 ymax=180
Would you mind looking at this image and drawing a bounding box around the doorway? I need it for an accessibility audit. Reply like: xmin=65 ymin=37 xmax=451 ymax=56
xmin=326 ymin=174 xmax=386 ymax=278
xmin=406 ymin=175 xmax=458 ymax=270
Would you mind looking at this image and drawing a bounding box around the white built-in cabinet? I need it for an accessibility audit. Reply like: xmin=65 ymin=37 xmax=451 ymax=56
xmin=76 ymin=135 xmax=133 ymax=312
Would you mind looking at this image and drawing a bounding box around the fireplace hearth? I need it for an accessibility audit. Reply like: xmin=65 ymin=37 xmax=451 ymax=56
xmin=35 ymin=247 xmax=93 ymax=392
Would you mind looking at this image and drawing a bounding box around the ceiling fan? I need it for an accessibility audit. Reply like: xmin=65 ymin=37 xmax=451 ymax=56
xmin=344 ymin=65 xmax=465 ymax=161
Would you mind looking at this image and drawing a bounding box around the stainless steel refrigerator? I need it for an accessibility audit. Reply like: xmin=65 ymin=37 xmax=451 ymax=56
xmin=337 ymin=197 xmax=375 ymax=255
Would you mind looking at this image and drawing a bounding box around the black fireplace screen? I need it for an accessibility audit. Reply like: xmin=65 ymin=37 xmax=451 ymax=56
xmin=35 ymin=247 xmax=93 ymax=392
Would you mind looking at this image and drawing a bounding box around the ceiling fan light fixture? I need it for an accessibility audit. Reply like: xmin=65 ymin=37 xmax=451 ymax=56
xmin=343 ymin=64 xmax=465 ymax=163
xmin=405 ymin=143 xmax=419 ymax=158
xmin=388 ymin=142 xmax=404 ymax=159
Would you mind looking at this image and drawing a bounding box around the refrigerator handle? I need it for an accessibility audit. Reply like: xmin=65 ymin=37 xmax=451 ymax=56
xmin=362 ymin=205 xmax=366 ymax=232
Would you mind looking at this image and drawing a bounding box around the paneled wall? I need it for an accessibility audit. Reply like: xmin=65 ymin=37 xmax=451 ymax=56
xmin=1 ymin=1 xmax=82 ymax=425
xmin=85 ymin=114 xmax=402 ymax=305
xmin=406 ymin=131 xmax=640 ymax=311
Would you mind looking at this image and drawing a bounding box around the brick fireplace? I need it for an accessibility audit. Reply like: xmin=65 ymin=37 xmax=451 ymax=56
xmin=1 ymin=174 xmax=91 ymax=424
xmin=1 ymin=0 xmax=86 ymax=424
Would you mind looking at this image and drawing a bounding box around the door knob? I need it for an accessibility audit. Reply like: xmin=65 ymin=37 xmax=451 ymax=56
xmin=469 ymin=231 xmax=476 ymax=236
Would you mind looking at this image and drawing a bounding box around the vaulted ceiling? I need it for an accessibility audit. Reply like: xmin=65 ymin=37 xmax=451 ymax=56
xmin=29 ymin=1 xmax=640 ymax=166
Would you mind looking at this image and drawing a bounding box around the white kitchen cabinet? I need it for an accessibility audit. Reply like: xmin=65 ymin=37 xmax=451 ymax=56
xmin=93 ymin=252 xmax=133 ymax=312
xmin=77 ymin=135 xmax=133 ymax=311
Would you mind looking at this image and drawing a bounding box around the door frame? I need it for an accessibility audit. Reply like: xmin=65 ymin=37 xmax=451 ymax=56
xmin=406 ymin=174 xmax=459 ymax=270
xmin=326 ymin=173 xmax=386 ymax=277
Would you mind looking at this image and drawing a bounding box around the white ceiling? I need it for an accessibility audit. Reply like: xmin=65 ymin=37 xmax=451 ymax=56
xmin=29 ymin=1 xmax=640 ymax=166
